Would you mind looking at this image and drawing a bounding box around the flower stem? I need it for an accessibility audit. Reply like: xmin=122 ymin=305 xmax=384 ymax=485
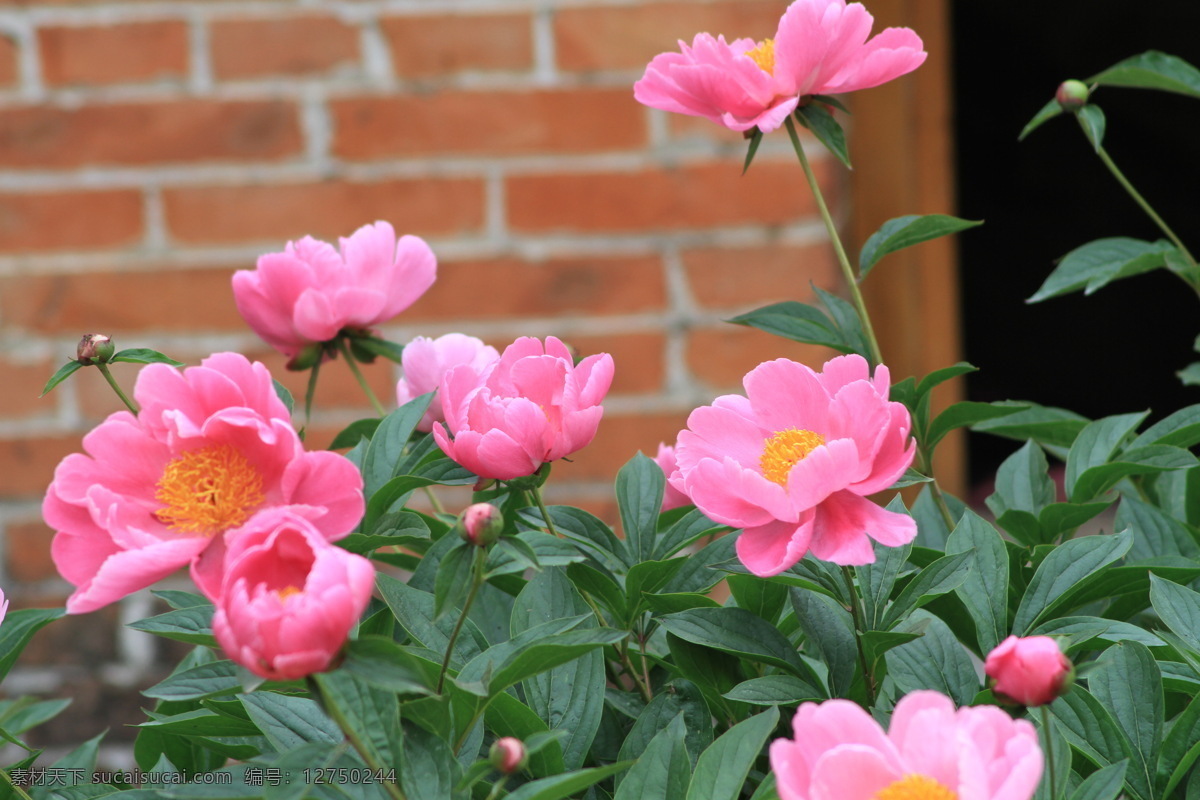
xmin=840 ymin=565 xmax=876 ymax=706
xmin=302 ymin=356 xmax=322 ymax=434
xmin=484 ymin=776 xmax=510 ymax=800
xmin=0 ymin=768 xmax=35 ymax=800
xmin=437 ymin=547 xmax=487 ymax=694
xmin=915 ymin=449 xmax=957 ymax=532
xmin=307 ymin=677 xmax=408 ymax=800
xmin=336 ymin=338 xmax=387 ymax=417
xmin=1040 ymin=705 xmax=1058 ymax=800
xmin=530 ymin=485 xmax=560 ymax=538
xmin=784 ymin=116 xmax=884 ymax=366
xmin=95 ymin=362 xmax=139 ymax=414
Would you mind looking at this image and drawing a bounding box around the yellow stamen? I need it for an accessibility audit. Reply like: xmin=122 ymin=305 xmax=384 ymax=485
xmin=874 ymin=774 xmax=957 ymax=800
xmin=154 ymin=444 xmax=265 ymax=535
xmin=746 ymin=39 xmax=776 ymax=75
xmin=760 ymin=428 xmax=824 ymax=486
xmin=276 ymin=585 xmax=302 ymax=601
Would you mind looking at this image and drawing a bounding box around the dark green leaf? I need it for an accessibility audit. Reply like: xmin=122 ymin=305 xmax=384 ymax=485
xmin=885 ymin=612 xmax=979 ymax=706
xmin=856 ymin=538 xmax=912 ymax=630
xmin=399 ymin=720 xmax=461 ymax=800
xmin=1019 ymin=97 xmax=1064 ymax=141
xmin=1050 ymin=688 xmax=1130 ymax=770
xmin=653 ymin=508 xmax=726 ymax=561
xmin=1150 ymin=574 xmax=1200 ymax=652
xmin=616 ymin=680 xmax=711 ymax=773
xmin=41 ymin=360 xmax=84 ymax=396
xmin=742 ymin=128 xmax=763 ymax=175
xmin=685 ymin=707 xmax=778 ymax=800
xmin=362 ymin=394 xmax=434 ymax=497
xmin=722 ymin=675 xmax=823 ymax=705
xmin=813 ymin=285 xmax=870 ymax=358
xmin=1013 ymin=530 xmax=1132 ymax=634
xmin=142 ymin=660 xmax=243 ymax=702
xmin=239 ymin=693 xmax=341 ymax=752
xmin=881 ymin=550 xmax=972 ymax=629
xmin=658 ymin=607 xmax=814 ymax=682
xmin=727 ymin=301 xmax=853 ymax=354
xmin=1029 ymin=616 xmax=1163 ymax=650
xmin=859 ymin=215 xmax=983 ymax=279
xmin=270 ymin=379 xmax=294 ymax=415
xmin=1077 ymin=103 xmax=1106 ymax=151
xmin=340 ymin=637 xmax=437 ymax=697
xmin=613 ymin=714 xmax=690 ymax=800
xmin=973 ymin=403 xmax=1089 ymax=451
xmin=1088 ymin=642 xmax=1160 ymax=800
xmin=503 ymin=762 xmax=633 ymax=800
xmin=351 ymin=334 xmax=405 ymax=364
xmin=946 ymin=511 xmax=1008 ymax=653
xmin=795 ymin=103 xmax=850 ymax=168
xmin=1088 ymin=51 xmax=1200 ymax=99
xmin=616 ymin=452 xmax=664 ymax=563
xmin=1064 ymin=412 xmax=1149 ymax=499
xmin=376 ymin=574 xmax=485 ymax=669
xmin=328 ymin=418 xmax=383 ymax=450
xmin=790 ymin=588 xmax=855 ymax=697
xmin=1066 ymin=761 xmax=1127 ymax=800
xmin=915 ymin=362 xmax=978 ymax=398
xmin=110 ymin=348 xmax=185 ymax=366
xmin=127 ymin=606 xmax=215 ymax=647
xmin=0 ymin=608 xmax=65 ymax=682
xmin=519 ymin=506 xmax=631 ymax=570
xmin=1161 ymin=691 xmax=1200 ymax=797
xmin=312 ymin=671 xmax=399 ymax=772
xmin=928 ymin=401 xmax=1028 ymax=451
xmin=1030 ymin=238 xmax=1174 ymax=303
xmin=433 ymin=542 xmax=476 ymax=620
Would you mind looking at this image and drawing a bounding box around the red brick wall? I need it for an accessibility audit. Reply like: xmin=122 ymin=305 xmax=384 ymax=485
xmin=0 ymin=0 xmax=843 ymax=757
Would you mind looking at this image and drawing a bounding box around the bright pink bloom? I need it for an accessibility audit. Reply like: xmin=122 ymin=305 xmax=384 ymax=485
xmin=44 ymin=353 xmax=364 ymax=614
xmin=653 ymin=442 xmax=691 ymax=512
xmin=634 ymin=0 xmax=926 ymax=133
xmin=771 ymin=691 xmax=1043 ymax=800
xmin=396 ymin=334 xmax=500 ymax=432
xmin=671 ymin=354 xmax=915 ymax=574
xmin=212 ymin=509 xmax=375 ymax=681
xmin=985 ymin=636 xmax=1074 ymax=707
xmin=433 ymin=336 xmax=614 ymax=481
xmin=232 ymin=221 xmax=437 ymax=359
xmin=0 ymin=587 xmax=8 ymax=628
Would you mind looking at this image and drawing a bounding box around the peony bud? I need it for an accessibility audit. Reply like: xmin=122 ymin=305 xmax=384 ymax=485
xmin=1055 ymin=80 xmax=1090 ymax=112
xmin=457 ymin=503 xmax=504 ymax=547
xmin=76 ymin=334 xmax=115 ymax=366
xmin=985 ymin=635 xmax=1074 ymax=707
xmin=489 ymin=737 xmax=526 ymax=774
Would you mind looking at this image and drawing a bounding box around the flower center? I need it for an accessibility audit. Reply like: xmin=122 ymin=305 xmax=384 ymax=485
xmin=154 ymin=444 xmax=265 ymax=535
xmin=760 ymin=428 xmax=824 ymax=486
xmin=746 ymin=39 xmax=776 ymax=74
xmin=276 ymin=585 xmax=302 ymax=602
xmin=874 ymin=774 xmax=957 ymax=800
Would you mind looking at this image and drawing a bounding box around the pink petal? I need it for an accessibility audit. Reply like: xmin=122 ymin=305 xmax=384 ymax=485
xmin=809 ymin=744 xmax=903 ymax=800
xmin=64 ymin=537 xmax=210 ymax=614
xmin=682 ymin=456 xmax=792 ymax=528
xmin=744 ymin=358 xmax=832 ymax=435
xmin=676 ymin=402 xmax=769 ymax=473
xmin=736 ymin=516 xmax=814 ymax=577
xmin=823 ymin=27 xmax=926 ymax=94
xmin=292 ymin=287 xmax=342 ymax=344
xmin=784 ymin=437 xmax=863 ymax=510
xmin=808 ymin=490 xmax=916 ymax=564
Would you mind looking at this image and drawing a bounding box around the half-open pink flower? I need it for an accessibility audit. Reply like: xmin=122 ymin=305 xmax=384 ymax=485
xmin=634 ymin=0 xmax=926 ymax=133
xmin=653 ymin=442 xmax=691 ymax=512
xmin=212 ymin=508 xmax=375 ymax=681
xmin=232 ymin=221 xmax=437 ymax=360
xmin=770 ymin=691 xmax=1043 ymax=800
xmin=433 ymin=336 xmax=614 ymax=481
xmin=44 ymin=352 xmax=364 ymax=614
xmin=396 ymin=333 xmax=500 ymax=432
xmin=671 ymin=354 xmax=915 ymax=574
xmin=985 ymin=635 xmax=1074 ymax=707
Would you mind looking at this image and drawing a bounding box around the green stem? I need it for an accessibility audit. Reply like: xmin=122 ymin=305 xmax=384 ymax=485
xmin=915 ymin=449 xmax=957 ymax=532
xmin=336 ymin=338 xmax=387 ymax=417
xmin=302 ymin=356 xmax=322 ymax=435
xmin=307 ymin=677 xmax=407 ymax=800
xmin=484 ymin=776 xmax=510 ymax=800
xmin=530 ymin=485 xmax=561 ymax=538
xmin=840 ymin=565 xmax=876 ymax=706
xmin=618 ymin=642 xmax=654 ymax=704
xmin=437 ymin=547 xmax=487 ymax=694
xmin=95 ymin=362 xmax=139 ymax=414
xmin=0 ymin=768 xmax=36 ymax=800
xmin=784 ymin=116 xmax=884 ymax=366
xmin=423 ymin=486 xmax=446 ymax=515
xmin=1040 ymin=706 xmax=1058 ymax=800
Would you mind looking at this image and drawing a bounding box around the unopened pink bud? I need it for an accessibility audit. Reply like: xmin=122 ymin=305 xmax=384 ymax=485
xmin=985 ymin=635 xmax=1074 ymax=707
xmin=1056 ymin=80 xmax=1089 ymax=112
xmin=76 ymin=334 xmax=115 ymax=366
xmin=489 ymin=737 xmax=526 ymax=774
xmin=457 ymin=503 xmax=503 ymax=547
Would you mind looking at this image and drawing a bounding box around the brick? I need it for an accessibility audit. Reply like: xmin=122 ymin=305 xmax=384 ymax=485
xmin=507 ymin=159 xmax=829 ymax=233
xmin=0 ymin=33 xmax=17 ymax=87
xmin=404 ymin=254 xmax=665 ymax=322
xmin=332 ymin=88 xmax=644 ymax=159
xmin=0 ymin=190 xmax=142 ymax=252
xmin=0 ymin=434 xmax=80 ymax=498
xmin=556 ymin=0 xmax=783 ymax=72
xmin=163 ymin=178 xmax=485 ymax=244
xmin=0 ymin=358 xmax=59 ymax=420
xmin=563 ymin=330 xmax=665 ymax=395
xmin=686 ymin=324 xmax=838 ymax=389
xmin=0 ymin=267 xmax=244 ymax=334
xmin=39 ymin=21 xmax=188 ymax=87
xmin=0 ymin=101 xmax=301 ymax=168
xmin=682 ymin=242 xmax=838 ymax=309
xmin=5 ymin=520 xmax=57 ymax=582
xmin=382 ymin=13 xmax=532 ymax=78
xmin=552 ymin=410 xmax=691 ymax=483
xmin=73 ymin=363 xmax=145 ymax=425
xmin=212 ymin=15 xmax=359 ymax=80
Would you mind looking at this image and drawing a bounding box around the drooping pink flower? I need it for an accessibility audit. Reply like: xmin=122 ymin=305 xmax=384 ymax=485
xmin=232 ymin=221 xmax=437 ymax=360
xmin=671 ymin=354 xmax=915 ymax=574
xmin=652 ymin=442 xmax=691 ymax=512
xmin=770 ymin=691 xmax=1043 ymax=800
xmin=634 ymin=0 xmax=926 ymax=133
xmin=44 ymin=352 xmax=364 ymax=614
xmin=985 ymin=636 xmax=1074 ymax=707
xmin=396 ymin=334 xmax=500 ymax=432
xmin=433 ymin=336 xmax=614 ymax=481
xmin=212 ymin=508 xmax=375 ymax=681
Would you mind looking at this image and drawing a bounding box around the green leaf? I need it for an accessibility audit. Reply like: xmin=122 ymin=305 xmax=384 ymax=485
xmin=362 ymin=394 xmax=434 ymax=497
xmin=973 ymin=403 xmax=1089 ymax=451
xmin=1088 ymin=51 xmax=1200 ymax=99
xmin=613 ymin=714 xmax=690 ymax=800
xmin=742 ymin=128 xmax=763 ymax=175
xmin=812 ymin=286 xmax=870 ymax=358
xmin=1019 ymin=97 xmax=1064 ymax=141
xmin=658 ymin=607 xmax=815 ymax=683
xmin=503 ymin=762 xmax=633 ymax=800
xmin=519 ymin=506 xmax=631 ymax=570
xmin=1029 ymin=616 xmax=1163 ymax=650
xmin=328 ymin=418 xmax=382 ymax=450
xmin=653 ymin=508 xmax=727 ymax=561
xmin=433 ymin=541 xmax=476 ymax=620
xmin=616 ymin=452 xmax=664 ymax=563
xmin=915 ymin=362 xmax=978 ymax=398
xmin=987 ymin=440 xmax=1055 ymax=519
xmin=617 ymin=680 xmax=711 ymax=773
xmin=110 ymin=348 xmax=185 ymax=366
xmin=1077 ymin=103 xmax=1106 ymax=151
xmin=1180 ymin=362 xmax=1200 ymax=386
xmin=399 ymin=720 xmax=461 ymax=800
xmin=1131 ymin=404 xmax=1200 ymax=449
xmin=927 ymin=401 xmax=1028 ymax=452
xmin=1070 ymin=445 xmax=1198 ymax=503
xmin=1050 ymin=688 xmax=1130 ymax=771
xmin=340 ymin=636 xmax=437 ymax=697
xmin=1030 ymin=238 xmax=1175 ymax=303
xmin=484 ymin=694 xmax=567 ymax=779
xmin=142 ymin=660 xmax=243 ymax=702
xmin=0 ymin=697 xmax=71 ymax=733
xmin=727 ymin=301 xmax=854 ymax=354
xmin=946 ymin=511 xmax=1008 ymax=653
xmin=41 ymin=360 xmax=84 ymax=396
xmin=856 ymin=539 xmax=912 ymax=630
xmin=270 ymin=379 xmax=294 ymax=416
xmin=795 ymin=103 xmax=850 ymax=168
xmin=662 ymin=534 xmax=737 ymax=596
xmin=858 ymin=215 xmax=983 ymax=279
xmin=881 ymin=550 xmax=973 ymax=629
xmin=351 ymin=334 xmax=405 ymax=364
xmin=0 ymin=608 xmax=64 ymax=682
xmin=885 ymin=612 xmax=979 ymax=706
xmin=127 ymin=606 xmax=215 ymax=647
xmin=1013 ymin=530 xmax=1132 ymax=634
xmin=685 ymin=707 xmax=778 ymax=800
xmin=790 ymin=588 xmax=855 ymax=697
xmin=376 ymin=574 xmax=485 ymax=669
xmin=1088 ymin=642 xmax=1161 ymax=800
xmin=1161 ymin=691 xmax=1200 ymax=797
xmin=312 ymin=671 xmax=399 ymax=773
xmin=1150 ymin=574 xmax=1200 ymax=652
xmin=239 ymin=692 xmax=341 ymax=752
xmin=722 ymin=675 xmax=823 ymax=705
xmin=1064 ymin=412 xmax=1148 ymax=500
xmin=1066 ymin=761 xmax=1127 ymax=800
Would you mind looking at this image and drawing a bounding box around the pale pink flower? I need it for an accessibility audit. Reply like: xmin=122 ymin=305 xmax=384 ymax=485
xmin=671 ymin=354 xmax=915 ymax=574
xmin=212 ymin=508 xmax=375 ymax=681
xmin=634 ymin=0 xmax=926 ymax=133
xmin=232 ymin=221 xmax=437 ymax=360
xmin=985 ymin=636 xmax=1074 ymax=707
xmin=396 ymin=334 xmax=500 ymax=432
xmin=653 ymin=442 xmax=691 ymax=512
xmin=771 ymin=691 xmax=1043 ymax=800
xmin=433 ymin=336 xmax=614 ymax=481
xmin=44 ymin=352 xmax=364 ymax=614
xmin=0 ymin=587 xmax=8 ymax=628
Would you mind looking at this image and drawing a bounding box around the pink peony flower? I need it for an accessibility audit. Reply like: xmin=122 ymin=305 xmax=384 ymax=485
xmin=433 ymin=336 xmax=614 ymax=481
xmin=212 ymin=508 xmax=375 ymax=681
xmin=671 ymin=354 xmax=916 ymax=574
xmin=770 ymin=691 xmax=1043 ymax=800
xmin=44 ymin=352 xmax=364 ymax=614
xmin=490 ymin=737 xmax=527 ymax=775
xmin=0 ymin=587 xmax=8 ymax=628
xmin=633 ymin=0 xmax=926 ymax=133
xmin=652 ymin=442 xmax=692 ymax=512
xmin=232 ymin=221 xmax=437 ymax=360
xmin=396 ymin=333 xmax=500 ymax=432
xmin=985 ymin=635 xmax=1074 ymax=707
